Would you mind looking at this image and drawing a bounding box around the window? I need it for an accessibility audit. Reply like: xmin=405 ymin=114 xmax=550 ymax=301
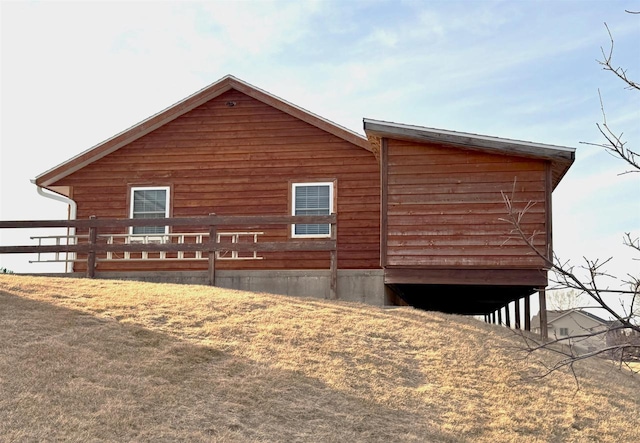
xmin=559 ymin=327 xmax=569 ymax=336
xmin=130 ymin=187 xmax=170 ymax=235
xmin=292 ymin=182 xmax=334 ymax=238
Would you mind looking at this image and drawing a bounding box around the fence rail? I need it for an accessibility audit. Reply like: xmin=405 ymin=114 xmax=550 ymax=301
xmin=28 ymin=231 xmax=267 ymax=262
xmin=0 ymin=214 xmax=338 ymax=298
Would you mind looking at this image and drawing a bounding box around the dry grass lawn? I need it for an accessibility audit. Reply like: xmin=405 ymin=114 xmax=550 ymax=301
xmin=1 ymin=275 xmax=639 ymax=442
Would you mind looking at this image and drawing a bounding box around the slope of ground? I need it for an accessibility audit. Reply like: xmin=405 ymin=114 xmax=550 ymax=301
xmin=0 ymin=275 xmax=638 ymax=442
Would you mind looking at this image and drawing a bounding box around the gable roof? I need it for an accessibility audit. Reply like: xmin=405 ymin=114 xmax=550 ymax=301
xmin=35 ymin=75 xmax=370 ymax=188
xmin=531 ymin=309 xmax=610 ymax=330
xmin=363 ymin=118 xmax=575 ymax=190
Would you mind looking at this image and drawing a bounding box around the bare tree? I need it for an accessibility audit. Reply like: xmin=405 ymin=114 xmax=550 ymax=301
xmin=502 ymin=15 xmax=640 ymax=379
xmin=580 ymin=22 xmax=639 ymax=175
xmin=547 ymin=289 xmax=585 ymax=311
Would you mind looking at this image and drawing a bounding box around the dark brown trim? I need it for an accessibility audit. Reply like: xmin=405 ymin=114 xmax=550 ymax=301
xmin=208 ymin=221 xmax=217 ymax=286
xmin=0 ymin=214 xmax=337 ymax=229
xmin=86 ymin=215 xmax=97 ymax=278
xmin=0 ymin=240 xmax=337 ymax=255
xmin=330 ymin=218 xmax=338 ymax=299
xmin=380 ymin=137 xmax=389 ymax=268
xmin=384 ymin=268 xmax=548 ymax=286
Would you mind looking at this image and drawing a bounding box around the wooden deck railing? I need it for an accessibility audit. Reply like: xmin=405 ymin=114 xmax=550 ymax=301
xmin=0 ymin=214 xmax=338 ymax=298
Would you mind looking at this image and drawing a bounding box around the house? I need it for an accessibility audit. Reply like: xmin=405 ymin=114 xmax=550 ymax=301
xmin=32 ymin=75 xmax=575 ymax=316
xmin=531 ymin=309 xmax=611 ymax=353
xmin=606 ymin=322 xmax=640 ymax=361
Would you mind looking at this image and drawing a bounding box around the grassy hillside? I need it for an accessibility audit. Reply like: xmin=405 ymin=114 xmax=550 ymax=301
xmin=1 ymin=275 xmax=638 ymax=442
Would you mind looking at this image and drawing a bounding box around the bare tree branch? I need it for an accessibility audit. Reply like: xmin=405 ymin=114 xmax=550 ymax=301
xmin=579 ymin=91 xmax=639 ymax=174
xmin=578 ymin=22 xmax=639 ymax=174
xmin=501 ymin=191 xmax=640 ymax=335
xmin=624 ymin=233 xmax=640 ymax=254
xmin=598 ymin=23 xmax=639 ymax=90
xmin=502 ymin=14 xmax=640 ymax=384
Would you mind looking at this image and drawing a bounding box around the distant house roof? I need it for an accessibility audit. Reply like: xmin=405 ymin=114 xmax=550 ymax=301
xmin=363 ymin=118 xmax=575 ymax=190
xmin=35 ymin=75 xmax=370 ymax=188
xmin=531 ymin=309 xmax=611 ymax=330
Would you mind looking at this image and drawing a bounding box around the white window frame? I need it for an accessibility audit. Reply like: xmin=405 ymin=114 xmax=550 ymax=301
xmin=291 ymin=182 xmax=334 ymax=238
xmin=129 ymin=186 xmax=171 ymax=235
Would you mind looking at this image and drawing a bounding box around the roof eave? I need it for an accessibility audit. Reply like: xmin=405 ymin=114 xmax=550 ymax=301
xmin=36 ymin=75 xmax=369 ymax=187
xmin=363 ymin=118 xmax=575 ymax=189
xmin=35 ymin=76 xmax=237 ymax=187
xmin=547 ymin=309 xmax=609 ymax=326
xmin=232 ymin=78 xmax=369 ymax=151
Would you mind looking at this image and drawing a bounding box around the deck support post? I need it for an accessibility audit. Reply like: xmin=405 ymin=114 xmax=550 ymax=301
xmin=86 ymin=215 xmax=97 ymax=279
xmin=539 ymin=287 xmax=548 ymax=340
xmin=497 ymin=309 xmax=502 ymax=326
xmin=504 ymin=303 xmax=511 ymax=328
xmin=329 ymin=218 xmax=338 ymax=300
xmin=491 ymin=312 xmax=496 ymax=324
xmin=208 ymin=214 xmax=217 ymax=286
xmin=514 ymin=298 xmax=521 ymax=329
xmin=524 ymin=294 xmax=531 ymax=331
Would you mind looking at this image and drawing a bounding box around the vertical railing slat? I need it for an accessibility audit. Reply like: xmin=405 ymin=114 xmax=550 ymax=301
xmin=208 ymin=213 xmax=216 ymax=286
xmin=329 ymin=218 xmax=337 ymax=300
xmin=86 ymin=215 xmax=97 ymax=278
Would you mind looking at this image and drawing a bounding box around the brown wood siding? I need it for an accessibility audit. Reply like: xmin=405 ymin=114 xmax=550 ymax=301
xmin=54 ymin=90 xmax=380 ymax=272
xmin=385 ymin=139 xmax=547 ymax=268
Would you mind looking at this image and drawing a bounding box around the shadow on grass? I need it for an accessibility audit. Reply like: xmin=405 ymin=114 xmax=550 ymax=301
xmin=0 ymin=291 xmax=461 ymax=443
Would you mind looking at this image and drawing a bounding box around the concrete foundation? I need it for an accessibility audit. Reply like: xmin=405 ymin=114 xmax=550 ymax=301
xmin=216 ymin=269 xmax=385 ymax=305
xmin=31 ymin=269 xmax=387 ymax=306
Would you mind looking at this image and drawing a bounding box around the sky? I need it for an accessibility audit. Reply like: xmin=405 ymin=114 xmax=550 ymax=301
xmin=1 ymin=1 xmax=639 ymax=316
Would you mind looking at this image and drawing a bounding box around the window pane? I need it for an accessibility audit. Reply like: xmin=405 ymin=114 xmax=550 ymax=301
xmin=295 ymin=186 xmax=329 ymax=211
xmin=132 ymin=189 xmax=167 ymax=235
xmin=134 ymin=190 xmax=166 ymax=214
xmin=294 ymin=184 xmax=330 ymax=236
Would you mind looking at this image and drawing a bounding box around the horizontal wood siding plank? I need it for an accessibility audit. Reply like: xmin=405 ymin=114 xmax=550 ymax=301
xmin=386 ymin=235 xmax=546 ymax=247
xmin=388 ymin=170 xmax=546 ymax=185
xmin=388 ymin=181 xmax=545 ymax=195
xmin=385 ymin=138 xmax=548 ymax=269
xmin=124 ymin=135 xmax=347 ymax=149
xmin=387 ymin=191 xmax=543 ymax=204
xmin=55 ymin=89 xmax=380 ymax=271
xmin=388 ymin=214 xmax=545 ymax=226
xmin=390 ymin=162 xmax=543 ymax=175
xmin=386 ymin=202 xmax=545 ymax=215
xmin=386 ymin=255 xmax=546 ymax=267
xmin=388 ymin=152 xmax=545 ymax=166
xmin=60 ymin=172 xmax=381 ymax=188
xmin=384 ymin=268 xmax=548 ymax=286
xmin=60 ymin=165 xmax=377 ymax=180
xmin=387 ymin=223 xmax=543 ymax=236
xmin=98 ymin=149 xmax=372 ymax=165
